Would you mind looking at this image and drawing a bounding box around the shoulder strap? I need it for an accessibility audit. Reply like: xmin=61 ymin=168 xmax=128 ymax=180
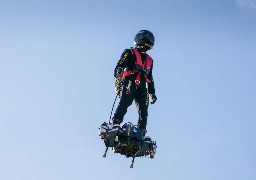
xmin=132 ymin=48 xmax=143 ymax=66
xmin=145 ymin=54 xmax=153 ymax=70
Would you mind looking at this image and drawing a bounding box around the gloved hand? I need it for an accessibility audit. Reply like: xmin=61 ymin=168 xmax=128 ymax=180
xmin=115 ymin=67 xmax=123 ymax=78
xmin=150 ymin=94 xmax=157 ymax=104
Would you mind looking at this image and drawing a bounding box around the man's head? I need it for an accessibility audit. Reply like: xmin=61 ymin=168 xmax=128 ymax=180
xmin=134 ymin=30 xmax=155 ymax=51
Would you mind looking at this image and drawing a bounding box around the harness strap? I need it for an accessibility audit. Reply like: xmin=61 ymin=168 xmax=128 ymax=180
xmin=123 ymin=48 xmax=152 ymax=86
xmin=135 ymin=72 xmax=141 ymax=86
xmin=135 ymin=72 xmax=152 ymax=86
xmin=133 ymin=49 xmax=153 ymax=73
xmin=123 ymin=70 xmax=139 ymax=77
xmin=133 ymin=49 xmax=143 ymax=66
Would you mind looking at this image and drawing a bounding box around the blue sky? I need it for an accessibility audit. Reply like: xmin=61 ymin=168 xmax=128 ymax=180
xmin=0 ymin=0 xmax=256 ymax=180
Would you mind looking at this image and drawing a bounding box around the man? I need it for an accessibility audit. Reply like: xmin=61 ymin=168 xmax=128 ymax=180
xmin=112 ymin=30 xmax=157 ymax=136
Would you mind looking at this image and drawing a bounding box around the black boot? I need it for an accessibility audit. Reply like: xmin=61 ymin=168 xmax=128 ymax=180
xmin=142 ymin=129 xmax=147 ymax=137
xmin=111 ymin=118 xmax=123 ymax=135
xmin=140 ymin=128 xmax=147 ymax=138
xmin=111 ymin=118 xmax=122 ymax=127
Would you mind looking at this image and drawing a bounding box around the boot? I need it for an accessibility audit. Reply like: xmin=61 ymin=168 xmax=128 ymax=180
xmin=140 ymin=128 xmax=147 ymax=138
xmin=142 ymin=129 xmax=147 ymax=137
xmin=111 ymin=118 xmax=122 ymax=128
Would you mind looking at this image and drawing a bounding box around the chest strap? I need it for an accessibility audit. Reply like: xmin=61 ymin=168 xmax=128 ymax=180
xmin=123 ymin=70 xmax=151 ymax=86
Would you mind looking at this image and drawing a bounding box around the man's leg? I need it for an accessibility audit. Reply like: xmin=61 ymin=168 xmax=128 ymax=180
xmin=135 ymin=85 xmax=149 ymax=135
xmin=112 ymin=80 xmax=135 ymax=125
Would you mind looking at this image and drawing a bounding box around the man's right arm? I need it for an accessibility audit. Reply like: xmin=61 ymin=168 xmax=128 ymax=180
xmin=114 ymin=49 xmax=132 ymax=77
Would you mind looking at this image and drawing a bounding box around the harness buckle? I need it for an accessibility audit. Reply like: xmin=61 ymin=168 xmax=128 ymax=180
xmin=135 ymin=80 xmax=140 ymax=86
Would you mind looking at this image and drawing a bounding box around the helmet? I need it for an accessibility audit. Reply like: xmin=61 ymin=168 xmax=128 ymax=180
xmin=134 ymin=30 xmax=155 ymax=51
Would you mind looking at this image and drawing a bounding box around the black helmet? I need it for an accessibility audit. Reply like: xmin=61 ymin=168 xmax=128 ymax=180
xmin=134 ymin=30 xmax=155 ymax=51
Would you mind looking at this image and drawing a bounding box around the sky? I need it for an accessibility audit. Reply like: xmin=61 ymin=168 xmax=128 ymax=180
xmin=0 ymin=0 xmax=256 ymax=179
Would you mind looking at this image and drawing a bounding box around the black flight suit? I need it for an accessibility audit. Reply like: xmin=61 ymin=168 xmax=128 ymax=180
xmin=112 ymin=48 xmax=155 ymax=131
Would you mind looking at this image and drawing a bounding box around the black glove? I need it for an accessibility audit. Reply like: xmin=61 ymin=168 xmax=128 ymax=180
xmin=115 ymin=67 xmax=123 ymax=78
xmin=150 ymin=94 xmax=157 ymax=104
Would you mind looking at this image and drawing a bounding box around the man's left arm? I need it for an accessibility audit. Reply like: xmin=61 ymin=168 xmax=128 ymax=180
xmin=147 ymin=63 xmax=157 ymax=104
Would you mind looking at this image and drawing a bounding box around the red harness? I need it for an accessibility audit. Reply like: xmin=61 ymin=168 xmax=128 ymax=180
xmin=123 ymin=48 xmax=153 ymax=86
